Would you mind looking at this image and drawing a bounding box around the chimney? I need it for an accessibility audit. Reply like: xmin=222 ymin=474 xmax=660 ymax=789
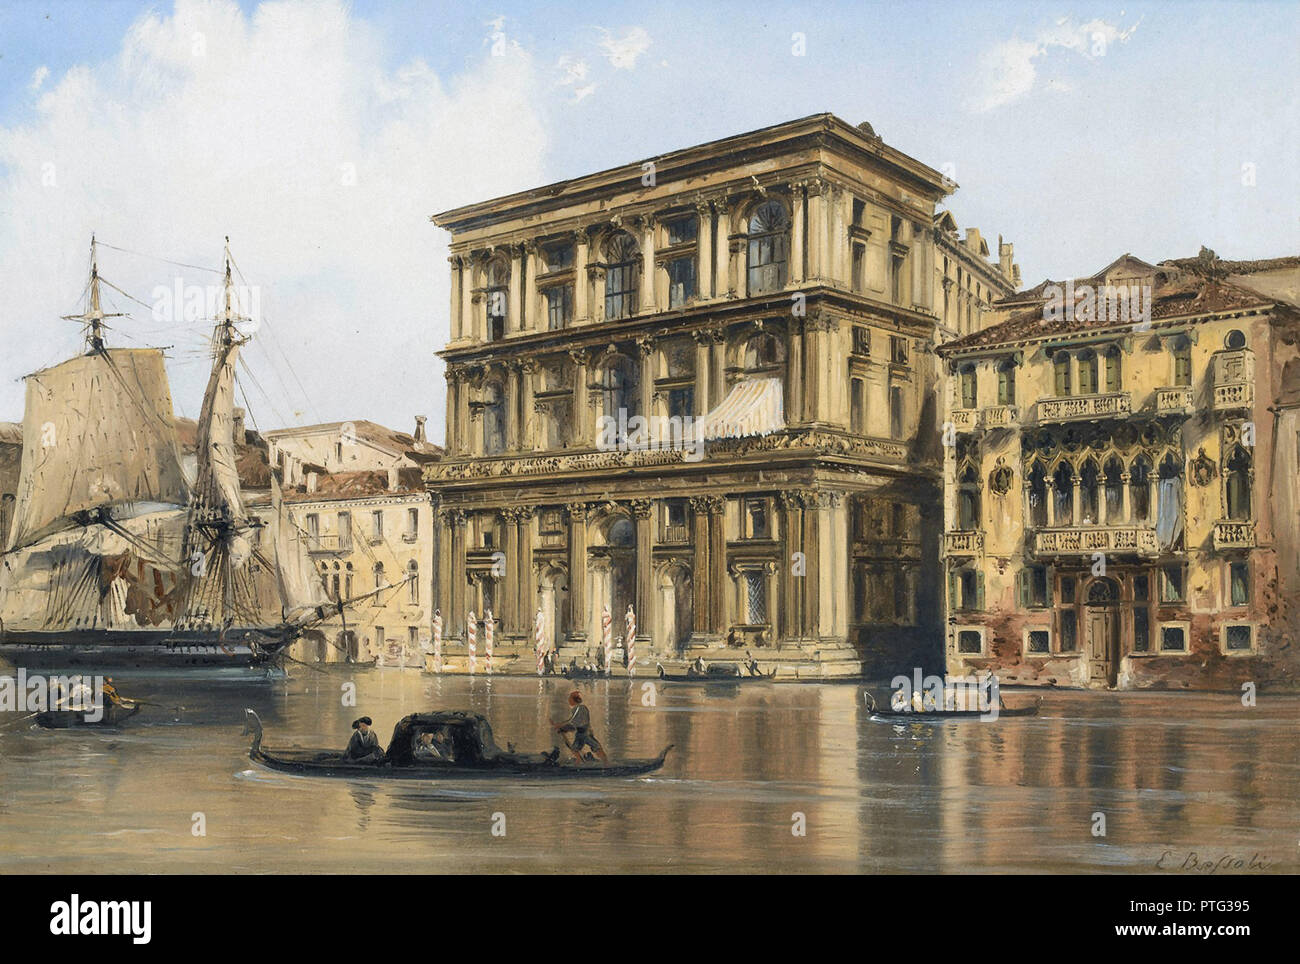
xmin=414 ymin=415 xmax=427 ymax=443
xmin=965 ymin=227 xmax=982 ymax=254
xmin=999 ymin=239 xmax=1015 ymax=278
xmin=387 ymin=466 xmax=400 ymax=492
xmin=232 ymin=408 xmax=246 ymax=444
xmin=306 ymin=470 xmax=318 ymax=494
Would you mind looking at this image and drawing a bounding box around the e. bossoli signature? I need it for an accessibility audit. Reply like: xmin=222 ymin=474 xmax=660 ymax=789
xmin=1156 ymin=851 xmax=1272 ymax=873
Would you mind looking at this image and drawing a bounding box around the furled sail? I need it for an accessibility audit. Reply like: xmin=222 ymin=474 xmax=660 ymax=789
xmin=6 ymin=348 xmax=190 ymax=551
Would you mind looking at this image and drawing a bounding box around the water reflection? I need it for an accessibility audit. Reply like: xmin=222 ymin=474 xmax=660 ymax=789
xmin=0 ymin=664 xmax=1295 ymax=873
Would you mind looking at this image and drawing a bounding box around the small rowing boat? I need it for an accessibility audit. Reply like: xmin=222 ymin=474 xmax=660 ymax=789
xmin=36 ymin=698 xmax=142 ymax=729
xmin=655 ymin=662 xmax=776 ymax=684
xmin=243 ymin=709 xmax=672 ymax=780
xmin=866 ymin=694 xmax=1041 ymax=722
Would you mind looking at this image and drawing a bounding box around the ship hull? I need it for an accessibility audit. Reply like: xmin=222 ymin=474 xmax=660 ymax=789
xmin=0 ymin=627 xmax=292 ymax=669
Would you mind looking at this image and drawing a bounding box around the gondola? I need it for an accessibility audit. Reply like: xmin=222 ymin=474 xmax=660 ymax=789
xmin=655 ymin=662 xmax=777 ymax=684
xmin=559 ymin=666 xmax=607 ymax=681
xmin=866 ymin=695 xmax=1041 ymax=722
xmin=243 ymin=709 xmax=672 ymax=780
xmin=36 ymin=698 xmax=142 ymax=729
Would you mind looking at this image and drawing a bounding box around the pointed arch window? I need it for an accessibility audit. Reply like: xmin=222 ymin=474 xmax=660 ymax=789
xmin=406 ymin=559 xmax=420 ymax=605
xmin=1052 ymin=462 xmax=1074 ymax=526
xmin=747 ymin=200 xmax=790 ymax=295
xmin=1226 ymin=445 xmax=1252 ymax=520
xmin=1080 ymin=459 xmax=1100 ymax=524
xmin=1130 ymin=455 xmax=1152 ymax=523
xmin=1103 ymin=457 xmax=1124 ymax=523
xmin=957 ymin=464 xmax=981 ymax=530
xmin=1027 ymin=462 xmax=1048 ymax=528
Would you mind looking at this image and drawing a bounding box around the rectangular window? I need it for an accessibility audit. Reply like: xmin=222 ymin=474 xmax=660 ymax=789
xmin=668 ymin=386 xmax=695 ymax=420
xmin=667 ymin=257 xmax=696 ymax=307
xmin=1054 ymin=355 xmax=1071 ymax=396
xmin=1224 ymin=624 xmax=1253 ymax=652
xmin=745 ymin=499 xmax=770 ymax=539
xmin=850 ymin=378 xmax=865 ymax=434
xmin=1229 ymin=561 xmax=1249 ymax=606
xmin=605 ymin=262 xmax=637 ymax=320
xmin=957 ymin=629 xmax=983 ymax=654
xmin=544 ymin=243 xmax=574 ymax=272
xmin=371 ymin=510 xmax=384 ymax=541
xmin=997 ymin=364 xmax=1016 ymax=405
xmin=374 ymin=625 xmax=385 ymax=649
xmin=959 ymin=570 xmax=978 ymax=610
xmin=1133 ymin=608 xmax=1150 ymax=652
xmin=1060 ymin=610 xmax=1077 ymax=652
xmin=337 ymin=512 xmax=352 ymax=551
xmin=890 ymin=386 xmax=904 ymax=439
xmin=306 ymin=513 xmax=319 ymax=538
xmin=960 ymin=368 xmax=977 ymax=409
xmin=408 ymin=626 xmax=420 ymax=651
xmin=1027 ymin=566 xmax=1049 ymax=608
xmin=1173 ymin=344 xmax=1192 ymax=387
xmin=406 ymin=507 xmax=419 ymax=540
xmin=546 ymin=284 xmax=573 ymax=330
xmin=666 ymin=216 xmax=698 ymax=245
xmin=1134 ymin=573 xmax=1149 ymax=602
xmin=890 ymin=336 xmax=909 ymax=365
xmin=1161 ymin=625 xmax=1186 ymax=651
xmin=664 ymin=500 xmax=688 ymax=542
xmin=1161 ymin=566 xmax=1185 ymax=603
xmin=1027 ymin=630 xmax=1050 ymax=654
xmin=852 ymin=243 xmax=865 ymax=292
xmin=852 ymin=327 xmax=871 ymax=356
xmin=744 ymin=571 xmax=768 ymax=624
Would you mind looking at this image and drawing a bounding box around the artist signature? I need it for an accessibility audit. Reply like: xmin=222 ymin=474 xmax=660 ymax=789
xmin=1156 ymin=851 xmax=1271 ymax=873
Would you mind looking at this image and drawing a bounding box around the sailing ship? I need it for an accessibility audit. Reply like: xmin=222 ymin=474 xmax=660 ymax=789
xmin=0 ymin=238 xmax=372 ymax=667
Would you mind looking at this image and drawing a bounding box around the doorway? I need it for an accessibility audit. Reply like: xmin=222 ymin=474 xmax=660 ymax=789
xmin=1085 ymin=577 xmax=1120 ymax=687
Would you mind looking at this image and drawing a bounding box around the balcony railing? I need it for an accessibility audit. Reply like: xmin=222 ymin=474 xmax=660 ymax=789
xmin=1213 ymin=520 xmax=1255 ymax=550
xmin=944 ymin=531 xmax=984 ymax=556
xmin=1213 ymin=350 xmax=1255 ymax=412
xmin=1154 ymin=386 xmax=1193 ymax=415
xmin=307 ymin=534 xmax=351 ymax=553
xmin=662 ymin=523 xmax=690 ymax=544
xmin=1037 ymin=393 xmax=1132 ymax=423
xmin=981 ymin=404 xmax=1019 ymax=428
xmin=950 ymin=408 xmax=978 ymax=432
xmin=1033 ymin=525 xmax=1158 ymax=557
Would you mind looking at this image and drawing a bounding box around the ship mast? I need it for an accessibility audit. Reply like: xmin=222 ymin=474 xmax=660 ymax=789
xmin=61 ymin=236 xmax=125 ymax=354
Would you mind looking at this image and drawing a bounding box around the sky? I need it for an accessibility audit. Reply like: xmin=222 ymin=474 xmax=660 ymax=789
xmin=0 ymin=0 xmax=1296 ymax=443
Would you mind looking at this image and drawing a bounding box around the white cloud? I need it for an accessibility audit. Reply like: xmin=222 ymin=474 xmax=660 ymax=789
xmin=0 ymin=0 xmax=551 ymax=442
xmin=557 ymin=55 xmax=589 ymax=85
xmin=572 ymin=84 xmax=597 ymax=103
xmin=970 ymin=17 xmax=1139 ymax=113
xmin=29 ymin=66 xmax=50 ymax=92
xmin=596 ymin=26 xmax=651 ymax=70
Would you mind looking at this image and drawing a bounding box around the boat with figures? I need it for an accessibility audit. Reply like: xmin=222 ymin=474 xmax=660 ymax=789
xmin=656 ymin=653 xmax=776 ymax=684
xmin=0 ymin=239 xmax=391 ymax=669
xmin=865 ymin=692 xmax=1041 ymax=721
xmin=243 ymin=709 xmax=673 ymax=780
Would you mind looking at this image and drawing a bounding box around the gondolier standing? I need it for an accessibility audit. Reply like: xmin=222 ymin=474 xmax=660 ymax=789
xmin=552 ymin=690 xmax=609 ymax=764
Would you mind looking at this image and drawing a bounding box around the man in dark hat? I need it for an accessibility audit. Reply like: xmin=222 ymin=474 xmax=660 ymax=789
xmin=552 ymin=690 xmax=608 ymax=764
xmin=344 ymin=716 xmax=385 ymax=762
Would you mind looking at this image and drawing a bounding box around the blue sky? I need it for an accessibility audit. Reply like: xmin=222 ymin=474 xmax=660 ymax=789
xmin=0 ymin=0 xmax=1296 ymax=436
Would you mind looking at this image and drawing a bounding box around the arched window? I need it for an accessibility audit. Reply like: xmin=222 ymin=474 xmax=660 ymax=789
xmin=1053 ymin=462 xmax=1074 ymax=526
xmin=996 ymin=359 xmax=1016 ymax=405
xmin=1080 ymin=459 xmax=1100 ymax=524
xmin=1172 ymin=336 xmax=1192 ymax=387
xmin=958 ymin=464 xmax=980 ymax=529
xmin=959 ymin=364 xmax=977 ymax=409
xmin=743 ymin=331 xmax=784 ymax=373
xmin=1103 ymin=347 xmax=1122 ymax=393
xmin=1157 ymin=453 xmax=1184 ymax=548
xmin=1226 ymin=445 xmax=1252 ymax=520
xmin=603 ymin=232 xmax=640 ymax=320
xmin=1130 ymin=454 xmax=1152 ymax=523
xmin=747 ymin=200 xmax=790 ymax=294
xmin=1027 ymin=462 xmax=1048 ymax=528
xmin=1053 ymin=353 xmax=1071 ymax=397
xmin=1078 ymin=350 xmax=1098 ymax=395
xmin=597 ymin=356 xmax=638 ymax=422
xmin=485 ymin=256 xmax=509 ymax=341
xmin=606 ymin=516 xmax=635 ymax=547
xmin=406 ymin=559 xmax=419 ymax=605
xmin=1103 ymin=457 xmax=1124 ymax=522
xmin=482 ymin=381 xmax=506 ymax=455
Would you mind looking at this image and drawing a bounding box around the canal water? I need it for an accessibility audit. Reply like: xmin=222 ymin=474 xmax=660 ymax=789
xmin=1 ymin=666 xmax=1295 ymax=874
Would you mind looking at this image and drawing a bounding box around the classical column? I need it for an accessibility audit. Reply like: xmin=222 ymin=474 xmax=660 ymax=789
xmin=443 ymin=368 xmax=458 ymax=456
xmin=447 ymin=509 xmax=467 ymax=638
xmin=778 ymin=492 xmax=802 ymax=642
xmin=1072 ymin=478 xmax=1082 ymax=525
xmin=707 ymin=496 xmax=727 ymax=634
xmin=505 ymin=363 xmax=521 ymax=451
xmin=788 ymin=320 xmax=804 ymax=423
xmin=639 ymin=216 xmax=657 ymax=315
xmin=507 ymin=244 xmax=523 ymax=336
xmin=1121 ymin=473 xmax=1132 ymax=523
xmin=1046 ymin=479 xmax=1057 ymax=527
xmin=789 ymin=182 xmax=806 ymax=284
xmin=709 ymin=331 xmax=726 ymax=410
xmin=695 ymin=201 xmax=713 ymax=300
xmin=565 ymin=503 xmax=588 ymax=641
xmin=801 ymin=490 xmax=821 ymax=638
xmin=806 ymin=179 xmax=827 ymax=284
xmin=714 ymin=199 xmax=732 ymax=299
xmin=693 ymin=330 xmax=712 ymax=414
xmin=517 ymin=506 xmax=535 ymax=637
xmin=459 ymin=369 xmax=474 ymax=456
xmin=636 ymin=337 xmax=655 ymax=421
xmin=523 ymin=241 xmax=539 ymax=333
xmin=689 ymin=496 xmax=712 ymax=643
xmin=573 ymin=230 xmax=590 ymax=325
xmin=631 ymin=499 xmax=654 ymax=653
xmin=569 ymin=349 xmax=590 ymax=448
xmin=449 ymin=256 xmax=463 ymax=341
xmin=502 ymin=508 xmax=520 ymax=630
xmin=466 ymin=253 xmax=485 ymax=342
xmin=521 ymin=362 xmax=541 ymax=452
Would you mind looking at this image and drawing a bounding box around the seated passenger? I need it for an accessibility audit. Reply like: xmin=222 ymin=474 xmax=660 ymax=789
xmin=413 ymin=730 xmax=452 ymax=762
xmin=344 ymin=716 xmax=385 ymax=762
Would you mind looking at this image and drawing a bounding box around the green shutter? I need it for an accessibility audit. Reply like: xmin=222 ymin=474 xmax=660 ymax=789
xmin=976 ymin=572 xmax=986 ymax=611
xmin=1016 ymin=568 xmax=1028 ymax=608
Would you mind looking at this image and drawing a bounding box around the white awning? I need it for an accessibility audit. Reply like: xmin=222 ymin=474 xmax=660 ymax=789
xmin=698 ymin=377 xmax=786 ymax=441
